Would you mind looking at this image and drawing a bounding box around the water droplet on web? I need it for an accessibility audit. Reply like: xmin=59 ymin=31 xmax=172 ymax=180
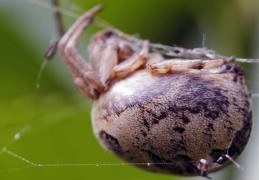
xmin=14 ymin=133 xmax=21 ymax=140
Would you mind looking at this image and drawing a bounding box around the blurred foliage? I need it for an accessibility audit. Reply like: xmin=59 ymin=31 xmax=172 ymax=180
xmin=0 ymin=0 xmax=258 ymax=180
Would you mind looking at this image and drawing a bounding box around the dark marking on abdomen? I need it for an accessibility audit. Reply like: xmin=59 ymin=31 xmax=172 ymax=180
xmin=99 ymin=130 xmax=121 ymax=154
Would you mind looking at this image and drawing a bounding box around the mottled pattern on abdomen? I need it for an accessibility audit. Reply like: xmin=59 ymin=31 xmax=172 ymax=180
xmin=91 ymin=68 xmax=251 ymax=176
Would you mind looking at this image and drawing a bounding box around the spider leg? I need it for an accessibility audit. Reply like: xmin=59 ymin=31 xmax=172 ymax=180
xmin=74 ymin=77 xmax=98 ymax=99
xmin=112 ymin=41 xmax=149 ymax=78
xmin=59 ymin=5 xmax=102 ymax=51
xmin=148 ymin=57 xmax=234 ymax=75
xmin=146 ymin=52 xmax=165 ymax=66
xmin=58 ymin=5 xmax=103 ymax=99
xmin=97 ymin=37 xmax=119 ymax=86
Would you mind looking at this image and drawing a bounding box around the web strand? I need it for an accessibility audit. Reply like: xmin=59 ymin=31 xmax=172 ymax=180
xmin=0 ymin=126 xmax=173 ymax=174
xmin=252 ymin=93 xmax=259 ymax=98
xmin=2 ymin=149 xmax=37 ymax=167
xmin=0 ymin=126 xmax=31 ymax=155
xmin=36 ymin=59 xmax=48 ymax=88
xmin=23 ymin=0 xmax=115 ymax=30
xmin=24 ymin=0 xmax=80 ymax=19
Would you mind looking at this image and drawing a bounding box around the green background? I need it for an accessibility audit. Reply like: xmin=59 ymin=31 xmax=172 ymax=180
xmin=0 ymin=0 xmax=259 ymax=180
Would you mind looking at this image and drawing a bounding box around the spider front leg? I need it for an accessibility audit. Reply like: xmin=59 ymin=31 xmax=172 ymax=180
xmin=58 ymin=5 xmax=104 ymax=99
xmin=58 ymin=4 xmax=148 ymax=99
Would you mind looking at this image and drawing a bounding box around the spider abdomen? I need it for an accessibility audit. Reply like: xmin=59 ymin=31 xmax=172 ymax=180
xmin=91 ymin=67 xmax=252 ymax=176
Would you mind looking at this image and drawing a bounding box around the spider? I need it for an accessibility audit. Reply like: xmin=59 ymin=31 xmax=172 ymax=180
xmin=57 ymin=5 xmax=239 ymax=99
xmin=54 ymin=5 xmax=252 ymax=179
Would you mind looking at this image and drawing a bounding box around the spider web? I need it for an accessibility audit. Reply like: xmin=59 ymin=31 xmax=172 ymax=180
xmin=0 ymin=125 xmax=175 ymax=171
